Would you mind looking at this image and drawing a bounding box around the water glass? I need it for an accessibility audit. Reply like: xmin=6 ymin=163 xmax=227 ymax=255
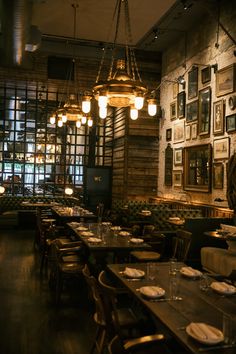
xmin=147 ymin=262 xmax=157 ymax=281
xmin=199 ymin=275 xmax=209 ymax=292
xmin=169 ymin=274 xmax=180 ymax=300
xmin=223 ymin=313 xmax=236 ymax=344
xmin=169 ymin=257 xmax=178 ymax=275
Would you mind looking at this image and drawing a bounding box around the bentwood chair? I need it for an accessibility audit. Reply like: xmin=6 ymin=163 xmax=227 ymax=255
xmin=171 ymin=229 xmax=192 ymax=262
xmin=108 ymin=334 xmax=172 ymax=354
xmin=49 ymin=240 xmax=86 ymax=304
xmin=98 ymin=270 xmax=155 ymax=341
xmin=82 ymin=264 xmax=113 ymax=354
xmin=130 ymin=232 xmax=166 ymax=263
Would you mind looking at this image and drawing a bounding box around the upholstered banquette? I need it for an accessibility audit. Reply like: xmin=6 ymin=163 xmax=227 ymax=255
xmin=0 ymin=196 xmax=81 ymax=227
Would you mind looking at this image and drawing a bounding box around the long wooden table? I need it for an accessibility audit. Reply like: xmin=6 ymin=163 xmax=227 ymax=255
xmin=51 ymin=206 xmax=97 ymax=224
xmin=107 ymin=262 xmax=236 ymax=354
xmin=68 ymin=222 xmax=151 ymax=264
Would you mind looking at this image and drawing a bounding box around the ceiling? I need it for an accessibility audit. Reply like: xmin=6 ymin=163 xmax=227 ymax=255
xmin=30 ymin=0 xmax=219 ymax=53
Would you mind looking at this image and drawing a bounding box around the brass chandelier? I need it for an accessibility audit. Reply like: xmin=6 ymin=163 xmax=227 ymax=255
xmin=92 ymin=0 xmax=157 ymax=120
xmin=49 ymin=2 xmax=93 ymax=128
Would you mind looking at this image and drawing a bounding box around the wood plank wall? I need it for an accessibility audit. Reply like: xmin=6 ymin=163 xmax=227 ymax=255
xmin=110 ymin=107 xmax=160 ymax=201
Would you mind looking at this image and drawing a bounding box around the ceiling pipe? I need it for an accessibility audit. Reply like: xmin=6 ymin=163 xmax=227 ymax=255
xmin=1 ymin=0 xmax=32 ymax=66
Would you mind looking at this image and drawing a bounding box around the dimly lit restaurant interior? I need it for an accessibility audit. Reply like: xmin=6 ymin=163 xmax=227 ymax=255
xmin=1 ymin=0 xmax=236 ymax=353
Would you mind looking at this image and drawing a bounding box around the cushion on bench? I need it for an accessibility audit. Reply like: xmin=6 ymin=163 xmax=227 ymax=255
xmin=201 ymin=247 xmax=236 ymax=276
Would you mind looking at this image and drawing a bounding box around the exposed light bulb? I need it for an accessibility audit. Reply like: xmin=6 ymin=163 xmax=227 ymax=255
xmin=99 ymin=106 xmax=107 ymax=119
xmin=50 ymin=115 xmax=56 ymax=124
xmin=81 ymin=116 xmax=87 ymax=124
xmin=147 ymin=99 xmax=157 ymax=116
xmin=65 ymin=187 xmax=73 ymax=196
xmin=76 ymin=120 xmax=82 ymax=128
xmin=134 ymin=96 xmax=144 ymax=110
xmin=87 ymin=118 xmax=93 ymax=127
xmin=62 ymin=113 xmax=67 ymax=123
xmin=57 ymin=119 xmax=63 ymax=127
xmin=130 ymin=106 xmax=138 ymax=120
xmin=82 ymin=96 xmax=91 ymax=113
xmin=98 ymin=95 xmax=108 ymax=108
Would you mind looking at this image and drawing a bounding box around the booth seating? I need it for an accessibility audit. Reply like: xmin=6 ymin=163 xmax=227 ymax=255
xmin=0 ymin=196 xmax=81 ymax=228
xmin=110 ymin=200 xmax=203 ymax=231
xmin=201 ymin=247 xmax=236 ymax=276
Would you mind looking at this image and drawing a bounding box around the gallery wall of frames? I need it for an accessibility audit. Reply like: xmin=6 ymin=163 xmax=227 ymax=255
xmin=159 ymin=2 xmax=236 ymax=207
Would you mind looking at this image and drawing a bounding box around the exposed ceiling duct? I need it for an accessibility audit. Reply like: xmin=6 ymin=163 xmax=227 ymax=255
xmin=1 ymin=0 xmax=36 ymax=66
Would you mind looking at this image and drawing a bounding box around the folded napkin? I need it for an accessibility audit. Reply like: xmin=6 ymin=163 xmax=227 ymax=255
xmin=124 ymin=267 xmax=145 ymax=278
xmin=88 ymin=237 xmax=102 ymax=243
xmin=139 ymin=286 xmax=165 ymax=298
xmin=188 ymin=322 xmax=223 ymax=341
xmin=76 ymin=226 xmax=88 ymax=231
xmin=220 ymin=224 xmax=236 ymax=233
xmin=180 ymin=266 xmax=202 ymax=277
xmin=119 ymin=231 xmax=130 ymax=236
xmin=80 ymin=231 xmax=94 ymax=237
xmin=210 ymin=281 xmax=236 ymax=294
xmin=111 ymin=226 xmax=121 ymax=231
xmin=130 ymin=238 xmax=144 ymax=244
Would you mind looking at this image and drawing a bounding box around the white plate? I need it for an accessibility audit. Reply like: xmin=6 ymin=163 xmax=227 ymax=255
xmin=180 ymin=267 xmax=202 ymax=278
xmin=139 ymin=286 xmax=165 ymax=299
xmin=186 ymin=323 xmax=224 ymax=345
xmin=119 ymin=231 xmax=131 ymax=237
xmin=210 ymin=281 xmax=236 ymax=295
xmin=111 ymin=226 xmax=121 ymax=231
xmin=87 ymin=237 xmax=102 ymax=243
xmin=123 ymin=267 xmax=145 ymax=279
xmin=76 ymin=226 xmax=88 ymax=231
xmin=130 ymin=238 xmax=144 ymax=244
xmin=80 ymin=231 xmax=94 ymax=237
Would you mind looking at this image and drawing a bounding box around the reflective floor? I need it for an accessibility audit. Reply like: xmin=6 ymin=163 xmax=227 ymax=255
xmin=0 ymin=227 xmax=95 ymax=354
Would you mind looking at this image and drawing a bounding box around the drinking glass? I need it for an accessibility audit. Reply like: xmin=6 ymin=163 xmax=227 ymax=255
xmin=169 ymin=257 xmax=178 ymax=276
xmin=147 ymin=262 xmax=157 ymax=281
xmin=169 ymin=274 xmax=180 ymax=300
xmin=223 ymin=313 xmax=236 ymax=344
xmin=199 ymin=274 xmax=209 ymax=292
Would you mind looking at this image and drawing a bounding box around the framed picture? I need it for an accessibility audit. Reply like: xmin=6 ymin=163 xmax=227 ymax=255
xmin=201 ymin=66 xmax=211 ymax=84
xmin=170 ymin=101 xmax=177 ymax=120
xmin=198 ymin=86 xmax=211 ymax=136
xmin=166 ymin=128 xmax=172 ymax=141
xmin=216 ymin=64 xmax=235 ymax=97
xmin=213 ymin=100 xmax=224 ymax=135
xmin=183 ymin=144 xmax=212 ymax=192
xmin=173 ymin=120 xmax=185 ymax=143
xmin=186 ymin=99 xmax=198 ymax=122
xmin=165 ymin=144 xmax=173 ymax=186
xmin=173 ymin=82 xmax=178 ymax=99
xmin=213 ymin=163 xmax=224 ymax=189
xmin=185 ymin=125 xmax=191 ymax=140
xmin=173 ymin=170 xmax=182 ymax=187
xmin=188 ymin=66 xmax=198 ymax=99
xmin=177 ymin=91 xmax=186 ymax=118
xmin=174 ymin=148 xmax=183 ymax=165
xmin=226 ymin=114 xmax=236 ymax=133
xmin=213 ymin=137 xmax=230 ymax=160
xmin=191 ymin=123 xmax=197 ymax=139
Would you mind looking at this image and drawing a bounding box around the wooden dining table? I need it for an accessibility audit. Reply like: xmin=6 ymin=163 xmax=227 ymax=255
xmin=68 ymin=222 xmax=151 ymax=264
xmin=51 ymin=206 xmax=97 ymax=224
xmin=107 ymin=262 xmax=236 ymax=354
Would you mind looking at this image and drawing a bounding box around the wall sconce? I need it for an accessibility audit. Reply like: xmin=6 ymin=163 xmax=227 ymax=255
xmin=0 ymin=186 xmax=5 ymax=195
xmin=65 ymin=187 xmax=73 ymax=196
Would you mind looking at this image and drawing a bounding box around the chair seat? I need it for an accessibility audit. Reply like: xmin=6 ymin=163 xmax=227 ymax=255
xmin=116 ymin=308 xmax=139 ymax=328
xmin=130 ymin=250 xmax=161 ymax=261
xmin=59 ymin=261 xmax=84 ymax=273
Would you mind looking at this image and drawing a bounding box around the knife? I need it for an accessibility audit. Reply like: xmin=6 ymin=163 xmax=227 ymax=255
xmin=198 ymin=343 xmax=236 ymax=352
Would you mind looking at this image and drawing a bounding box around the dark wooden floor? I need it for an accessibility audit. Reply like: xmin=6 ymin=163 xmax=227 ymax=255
xmin=0 ymin=227 xmax=96 ymax=354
